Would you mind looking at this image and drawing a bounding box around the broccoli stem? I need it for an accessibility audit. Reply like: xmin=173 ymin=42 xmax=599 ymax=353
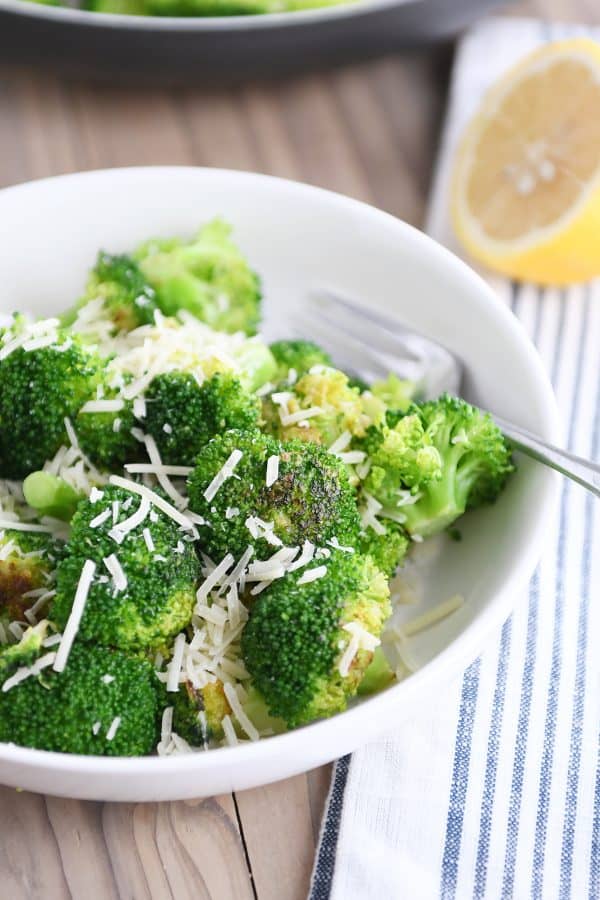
xmin=23 ymin=472 xmax=82 ymax=522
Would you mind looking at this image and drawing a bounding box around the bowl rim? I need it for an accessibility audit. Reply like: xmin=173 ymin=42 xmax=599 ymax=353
xmin=0 ymin=0 xmax=418 ymax=31
xmin=0 ymin=165 xmax=560 ymax=781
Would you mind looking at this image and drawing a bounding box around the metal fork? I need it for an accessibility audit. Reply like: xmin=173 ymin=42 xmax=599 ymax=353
xmin=294 ymin=288 xmax=600 ymax=499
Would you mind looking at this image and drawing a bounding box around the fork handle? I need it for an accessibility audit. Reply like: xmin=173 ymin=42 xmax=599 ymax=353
xmin=494 ymin=416 xmax=600 ymax=498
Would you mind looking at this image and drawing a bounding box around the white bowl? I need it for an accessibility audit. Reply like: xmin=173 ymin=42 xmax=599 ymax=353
xmin=0 ymin=167 xmax=558 ymax=801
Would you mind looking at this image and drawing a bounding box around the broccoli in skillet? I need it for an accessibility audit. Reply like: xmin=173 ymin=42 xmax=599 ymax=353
xmin=187 ymin=429 xmax=360 ymax=561
xmin=51 ymin=485 xmax=200 ymax=651
xmin=0 ymin=632 xmax=161 ymax=757
xmin=242 ymin=552 xmax=390 ymax=727
xmin=145 ymin=371 xmax=261 ymax=467
xmin=134 ymin=220 xmax=261 ymax=336
xmin=0 ymin=319 xmax=101 ymax=479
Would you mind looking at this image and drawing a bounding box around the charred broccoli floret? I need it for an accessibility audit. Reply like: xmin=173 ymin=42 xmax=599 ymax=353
xmin=0 ymin=529 xmax=61 ymax=623
xmin=145 ymin=371 xmax=260 ymax=467
xmin=0 ymin=321 xmax=101 ymax=479
xmin=396 ymin=395 xmax=514 ymax=538
xmin=0 ymin=638 xmax=161 ymax=756
xmin=242 ymin=552 xmax=390 ymax=727
xmin=51 ymin=485 xmax=200 ymax=650
xmin=187 ymin=430 xmax=360 ymax=561
xmin=135 ymin=220 xmax=261 ymax=335
xmin=63 ymin=252 xmax=159 ymax=335
xmin=170 ymin=679 xmax=286 ymax=746
xmin=269 ymin=340 xmax=332 ymax=383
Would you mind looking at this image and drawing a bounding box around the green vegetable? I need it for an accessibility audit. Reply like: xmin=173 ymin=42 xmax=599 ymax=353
xmin=358 ymin=520 xmax=409 ymax=578
xmin=145 ymin=371 xmax=260 ymax=467
xmin=242 ymin=552 xmax=390 ymax=727
xmin=0 ymin=530 xmax=62 ymax=622
xmin=52 ymin=486 xmax=200 ymax=650
xmin=62 ymin=252 xmax=158 ymax=334
xmin=398 ymin=395 xmax=514 ymax=538
xmin=269 ymin=339 xmax=332 ymax=383
xmin=0 ymin=621 xmax=48 ymax=683
xmin=76 ymin=380 xmax=139 ymax=470
xmin=357 ymin=646 xmax=395 ymax=696
xmin=262 ymin=366 xmax=385 ymax=448
xmin=233 ymin=340 xmax=278 ymax=393
xmin=0 ymin=323 xmax=101 ymax=479
xmin=369 ymin=374 xmax=415 ymax=416
xmin=143 ymin=0 xmax=351 ymax=16
xmin=188 ymin=429 xmax=361 ymax=561
xmin=171 ymin=679 xmax=230 ymax=744
xmin=23 ymin=472 xmax=82 ymax=522
xmin=361 ymin=414 xmax=443 ymax=507
xmin=0 ymin=640 xmax=161 ymax=756
xmin=135 ymin=220 xmax=261 ymax=335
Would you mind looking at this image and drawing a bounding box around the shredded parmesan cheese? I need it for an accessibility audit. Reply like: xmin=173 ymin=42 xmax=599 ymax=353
xmin=203 ymin=450 xmax=243 ymax=502
xmin=265 ymin=455 xmax=280 ymax=488
xmin=297 ymin=565 xmax=327 ymax=585
xmin=53 ymin=560 xmax=96 ymax=672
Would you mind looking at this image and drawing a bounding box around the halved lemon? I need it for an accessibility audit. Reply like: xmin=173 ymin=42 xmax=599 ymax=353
xmin=451 ymin=38 xmax=600 ymax=285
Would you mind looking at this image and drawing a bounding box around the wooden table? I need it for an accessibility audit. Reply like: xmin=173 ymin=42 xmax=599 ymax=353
xmin=0 ymin=1 xmax=593 ymax=897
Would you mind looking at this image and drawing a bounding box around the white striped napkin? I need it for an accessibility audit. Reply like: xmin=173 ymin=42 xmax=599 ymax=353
xmin=310 ymin=17 xmax=600 ymax=900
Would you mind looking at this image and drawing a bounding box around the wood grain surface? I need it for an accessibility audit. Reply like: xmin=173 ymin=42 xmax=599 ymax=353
xmin=0 ymin=2 xmax=595 ymax=897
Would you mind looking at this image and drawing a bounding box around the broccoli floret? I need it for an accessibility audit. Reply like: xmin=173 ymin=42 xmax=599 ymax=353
xmin=23 ymin=472 xmax=82 ymax=522
xmin=0 ymin=641 xmax=161 ymax=756
xmin=0 ymin=621 xmax=48 ymax=682
xmin=370 ymin=374 xmax=415 ymax=416
xmin=171 ymin=679 xmax=230 ymax=745
xmin=51 ymin=486 xmax=200 ymax=650
xmin=187 ymin=430 xmax=360 ymax=561
xmin=0 ymin=530 xmax=61 ymax=622
xmin=398 ymin=395 xmax=515 ymax=538
xmin=135 ymin=220 xmax=261 ymax=336
xmin=357 ymin=646 xmax=395 ymax=696
xmin=145 ymin=372 xmax=260 ymax=467
xmin=361 ymin=414 xmax=443 ymax=508
xmin=357 ymin=519 xmax=409 ymax=578
xmin=0 ymin=323 xmax=101 ymax=479
xmin=63 ymin=252 xmax=158 ymax=334
xmin=262 ymin=367 xmax=385 ymax=448
xmin=171 ymin=679 xmax=286 ymax=745
xmin=76 ymin=381 xmax=139 ymax=470
xmin=242 ymin=552 xmax=390 ymax=727
xmin=269 ymin=340 xmax=333 ymax=383
xmin=233 ymin=339 xmax=278 ymax=393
